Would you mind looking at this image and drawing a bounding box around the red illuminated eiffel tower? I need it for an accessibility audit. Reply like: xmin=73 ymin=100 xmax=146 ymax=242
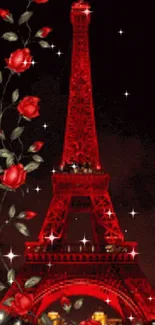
xmin=0 ymin=1 xmax=155 ymax=324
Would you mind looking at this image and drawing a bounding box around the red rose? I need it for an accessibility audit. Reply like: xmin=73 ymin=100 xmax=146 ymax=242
xmin=0 ymin=164 xmax=26 ymax=189
xmin=25 ymin=211 xmax=37 ymax=220
xmin=5 ymin=48 xmax=32 ymax=73
xmin=0 ymin=8 xmax=10 ymax=19
xmin=11 ymin=293 xmax=34 ymax=316
xmin=39 ymin=27 xmax=52 ymax=37
xmin=17 ymin=96 xmax=40 ymax=119
xmin=33 ymin=0 xmax=48 ymax=3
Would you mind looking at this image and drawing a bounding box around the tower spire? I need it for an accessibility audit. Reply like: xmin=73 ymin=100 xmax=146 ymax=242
xmin=61 ymin=0 xmax=101 ymax=170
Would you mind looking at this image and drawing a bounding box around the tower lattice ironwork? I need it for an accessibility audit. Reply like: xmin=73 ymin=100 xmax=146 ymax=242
xmin=0 ymin=1 xmax=155 ymax=324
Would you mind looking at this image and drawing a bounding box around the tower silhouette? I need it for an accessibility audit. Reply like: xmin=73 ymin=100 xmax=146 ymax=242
xmin=0 ymin=1 xmax=155 ymax=323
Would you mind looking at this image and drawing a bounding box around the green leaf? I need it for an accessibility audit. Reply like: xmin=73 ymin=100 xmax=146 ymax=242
xmin=73 ymin=298 xmax=83 ymax=309
xmin=35 ymin=30 xmax=42 ymax=38
xmin=12 ymin=89 xmax=19 ymax=103
xmin=7 ymin=269 xmax=15 ymax=284
xmin=15 ymin=222 xmax=30 ymax=236
xmin=0 ymin=184 xmax=14 ymax=191
xmin=63 ymin=304 xmax=72 ymax=313
xmin=40 ymin=313 xmax=53 ymax=325
xmin=0 ymin=148 xmax=11 ymax=158
xmin=28 ymin=144 xmax=35 ymax=152
xmin=16 ymin=211 xmax=26 ymax=219
xmin=38 ymin=41 xmax=50 ymax=48
xmin=32 ymin=154 xmax=44 ymax=163
xmin=0 ymin=282 xmax=6 ymax=291
xmin=18 ymin=11 xmax=33 ymax=25
xmin=8 ymin=204 xmax=16 ymax=218
xmin=5 ymin=14 xmax=14 ymax=24
xmin=24 ymin=161 xmax=40 ymax=173
xmin=2 ymin=32 xmax=18 ymax=42
xmin=0 ymin=71 xmax=2 ymax=83
xmin=24 ymin=276 xmax=41 ymax=289
xmin=23 ymin=116 xmax=31 ymax=121
xmin=11 ymin=126 xmax=24 ymax=141
xmin=3 ymin=297 xmax=14 ymax=306
xmin=6 ymin=154 xmax=15 ymax=167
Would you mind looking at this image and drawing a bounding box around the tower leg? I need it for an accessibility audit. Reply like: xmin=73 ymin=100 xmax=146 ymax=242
xmin=38 ymin=195 xmax=71 ymax=242
xmin=91 ymin=193 xmax=124 ymax=244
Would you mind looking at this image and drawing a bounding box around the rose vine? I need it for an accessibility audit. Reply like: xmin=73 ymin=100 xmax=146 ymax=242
xmin=0 ymin=0 xmax=54 ymax=323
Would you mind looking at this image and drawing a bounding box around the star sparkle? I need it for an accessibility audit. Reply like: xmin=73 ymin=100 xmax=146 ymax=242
xmin=118 ymin=29 xmax=124 ymax=35
xmin=124 ymin=91 xmax=130 ymax=97
xmin=51 ymin=43 xmax=56 ymax=49
xmin=105 ymin=297 xmax=111 ymax=304
xmin=4 ymin=248 xmax=19 ymax=264
xmin=34 ymin=186 xmax=41 ymax=193
xmin=129 ymin=208 xmax=138 ymax=218
xmin=129 ymin=248 xmax=139 ymax=259
xmin=47 ymin=262 xmax=53 ymax=268
xmin=106 ymin=209 xmax=113 ymax=218
xmin=45 ymin=231 xmax=58 ymax=245
xmin=42 ymin=123 xmax=48 ymax=129
xmin=148 ymin=296 xmax=153 ymax=301
xmin=71 ymin=163 xmax=77 ymax=169
xmin=51 ymin=168 xmax=56 ymax=173
xmin=56 ymin=50 xmax=62 ymax=56
xmin=80 ymin=235 xmax=90 ymax=246
xmin=23 ymin=60 xmax=28 ymax=66
xmin=83 ymin=8 xmax=92 ymax=15
xmin=31 ymin=59 xmax=37 ymax=66
xmin=8 ymin=278 xmax=14 ymax=285
xmin=23 ymin=59 xmax=36 ymax=67
xmin=128 ymin=315 xmax=134 ymax=322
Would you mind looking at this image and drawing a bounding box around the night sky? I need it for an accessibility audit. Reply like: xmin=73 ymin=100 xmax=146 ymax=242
xmin=0 ymin=0 xmax=154 ymax=320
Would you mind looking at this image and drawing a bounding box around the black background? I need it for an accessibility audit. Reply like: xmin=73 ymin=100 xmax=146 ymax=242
xmin=0 ymin=0 xmax=154 ymax=320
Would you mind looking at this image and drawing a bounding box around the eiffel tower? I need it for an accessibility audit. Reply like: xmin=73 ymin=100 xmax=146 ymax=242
xmin=0 ymin=1 xmax=155 ymax=324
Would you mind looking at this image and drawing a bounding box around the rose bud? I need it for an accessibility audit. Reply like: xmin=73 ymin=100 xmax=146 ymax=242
xmin=5 ymin=48 xmax=32 ymax=73
xmin=35 ymin=27 xmax=52 ymax=38
xmin=28 ymin=141 xmax=44 ymax=153
xmin=0 ymin=9 xmax=13 ymax=23
xmin=25 ymin=211 xmax=37 ymax=220
xmin=60 ymin=296 xmax=71 ymax=307
xmin=17 ymin=96 xmax=40 ymax=119
xmin=0 ymin=8 xmax=10 ymax=19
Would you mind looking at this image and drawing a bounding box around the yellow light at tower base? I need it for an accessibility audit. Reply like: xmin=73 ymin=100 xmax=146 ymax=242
xmin=92 ymin=311 xmax=107 ymax=325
